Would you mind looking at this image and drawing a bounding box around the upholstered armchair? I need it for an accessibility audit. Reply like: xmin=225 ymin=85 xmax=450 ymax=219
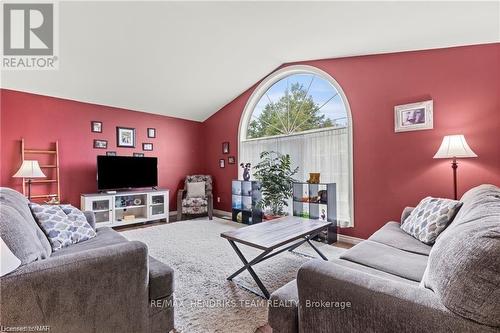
xmin=177 ymin=175 xmax=213 ymax=221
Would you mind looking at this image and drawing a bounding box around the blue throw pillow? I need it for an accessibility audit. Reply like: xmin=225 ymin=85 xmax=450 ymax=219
xmin=30 ymin=204 xmax=96 ymax=252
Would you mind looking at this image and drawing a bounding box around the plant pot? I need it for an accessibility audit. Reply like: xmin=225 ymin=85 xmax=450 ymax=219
xmin=263 ymin=214 xmax=283 ymax=221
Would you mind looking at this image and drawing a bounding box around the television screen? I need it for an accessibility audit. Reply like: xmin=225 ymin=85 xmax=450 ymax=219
xmin=97 ymin=156 xmax=158 ymax=190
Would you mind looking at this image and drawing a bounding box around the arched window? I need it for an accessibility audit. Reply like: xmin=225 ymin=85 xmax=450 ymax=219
xmin=239 ymin=65 xmax=353 ymax=227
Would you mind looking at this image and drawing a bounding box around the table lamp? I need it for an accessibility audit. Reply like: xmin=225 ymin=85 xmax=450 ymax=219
xmin=13 ymin=160 xmax=46 ymax=200
xmin=433 ymin=135 xmax=477 ymax=200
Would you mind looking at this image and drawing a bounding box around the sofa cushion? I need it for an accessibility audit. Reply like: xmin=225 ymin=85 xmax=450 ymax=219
xmin=369 ymin=222 xmax=432 ymax=255
xmin=340 ymin=240 xmax=428 ymax=282
xmin=148 ymin=256 xmax=174 ymax=300
xmin=30 ymin=203 xmax=96 ymax=252
xmin=51 ymin=227 xmax=127 ymax=257
xmin=443 ymin=184 xmax=498 ymax=233
xmin=0 ymin=187 xmax=52 ymax=257
xmin=182 ymin=197 xmax=208 ymax=207
xmin=0 ymin=205 xmax=47 ymax=265
xmin=401 ymin=196 xmax=462 ymax=245
xmin=423 ymin=184 xmax=500 ymax=327
xmin=186 ymin=181 xmax=206 ymax=199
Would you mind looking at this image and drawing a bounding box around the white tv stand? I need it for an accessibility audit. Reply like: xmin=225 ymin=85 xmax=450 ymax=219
xmin=80 ymin=189 xmax=169 ymax=228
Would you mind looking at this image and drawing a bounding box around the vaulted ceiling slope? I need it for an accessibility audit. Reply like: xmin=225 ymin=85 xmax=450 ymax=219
xmin=1 ymin=1 xmax=499 ymax=122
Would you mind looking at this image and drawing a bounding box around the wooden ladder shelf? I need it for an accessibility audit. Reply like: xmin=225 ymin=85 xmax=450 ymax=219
xmin=20 ymin=139 xmax=61 ymax=203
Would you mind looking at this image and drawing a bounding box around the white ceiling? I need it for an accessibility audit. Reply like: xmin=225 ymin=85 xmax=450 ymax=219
xmin=1 ymin=1 xmax=499 ymax=122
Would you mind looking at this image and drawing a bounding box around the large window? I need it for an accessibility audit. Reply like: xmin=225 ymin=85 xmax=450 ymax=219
xmin=239 ymin=65 xmax=353 ymax=227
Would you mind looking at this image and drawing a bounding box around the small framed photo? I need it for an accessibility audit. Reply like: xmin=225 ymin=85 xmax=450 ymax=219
xmin=228 ymin=156 xmax=236 ymax=164
xmin=395 ymin=100 xmax=433 ymax=133
xmin=106 ymin=151 xmax=117 ymax=156
xmin=91 ymin=121 xmax=102 ymax=133
xmin=93 ymin=139 xmax=108 ymax=149
xmin=147 ymin=128 xmax=156 ymax=138
xmin=143 ymin=143 xmax=153 ymax=151
xmin=222 ymin=142 xmax=230 ymax=154
xmin=219 ymin=159 xmax=225 ymax=168
xmin=116 ymin=127 xmax=136 ymax=147
xmin=133 ymin=152 xmax=144 ymax=157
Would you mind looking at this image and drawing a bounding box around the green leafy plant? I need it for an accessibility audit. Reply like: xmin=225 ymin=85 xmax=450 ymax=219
xmin=253 ymin=151 xmax=299 ymax=216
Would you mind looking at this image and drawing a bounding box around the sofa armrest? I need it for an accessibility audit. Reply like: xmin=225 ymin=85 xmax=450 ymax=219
xmin=83 ymin=210 xmax=96 ymax=230
xmin=0 ymin=241 xmax=149 ymax=332
xmin=401 ymin=206 xmax=415 ymax=224
xmin=296 ymin=260 xmax=494 ymax=332
xmin=177 ymin=189 xmax=186 ymax=220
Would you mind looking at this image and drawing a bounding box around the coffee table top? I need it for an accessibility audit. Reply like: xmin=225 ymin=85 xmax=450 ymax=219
xmin=221 ymin=216 xmax=331 ymax=250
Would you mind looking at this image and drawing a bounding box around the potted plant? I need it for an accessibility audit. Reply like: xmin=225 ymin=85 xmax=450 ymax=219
xmin=253 ymin=151 xmax=299 ymax=219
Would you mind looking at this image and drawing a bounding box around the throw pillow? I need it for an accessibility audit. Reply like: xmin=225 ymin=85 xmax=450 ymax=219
xmin=30 ymin=204 xmax=96 ymax=252
xmin=0 ymin=236 xmax=21 ymax=276
xmin=60 ymin=204 xmax=96 ymax=230
xmin=187 ymin=181 xmax=206 ymax=198
xmin=400 ymin=196 xmax=462 ymax=245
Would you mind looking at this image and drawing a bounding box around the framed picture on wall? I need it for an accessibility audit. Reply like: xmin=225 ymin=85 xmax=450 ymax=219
xmin=147 ymin=128 xmax=156 ymax=138
xmin=394 ymin=100 xmax=433 ymax=132
xmin=222 ymin=142 xmax=230 ymax=154
xmin=116 ymin=127 xmax=136 ymax=147
xmin=91 ymin=121 xmax=102 ymax=133
xmin=133 ymin=152 xmax=144 ymax=157
xmin=219 ymin=159 xmax=225 ymax=168
xmin=106 ymin=151 xmax=116 ymax=156
xmin=143 ymin=143 xmax=153 ymax=151
xmin=93 ymin=139 xmax=108 ymax=149
xmin=228 ymin=156 xmax=236 ymax=164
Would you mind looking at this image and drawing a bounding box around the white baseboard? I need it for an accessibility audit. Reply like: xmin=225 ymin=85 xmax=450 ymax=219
xmin=338 ymin=234 xmax=363 ymax=245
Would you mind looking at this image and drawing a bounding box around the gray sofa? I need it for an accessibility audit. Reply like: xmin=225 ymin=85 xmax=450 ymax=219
xmin=269 ymin=184 xmax=500 ymax=332
xmin=0 ymin=187 xmax=174 ymax=333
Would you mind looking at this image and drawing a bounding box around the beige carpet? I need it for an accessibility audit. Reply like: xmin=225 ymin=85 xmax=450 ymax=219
xmin=121 ymin=217 xmax=345 ymax=333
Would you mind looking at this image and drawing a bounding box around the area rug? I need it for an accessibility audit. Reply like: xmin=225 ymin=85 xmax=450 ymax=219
xmin=121 ymin=217 xmax=345 ymax=333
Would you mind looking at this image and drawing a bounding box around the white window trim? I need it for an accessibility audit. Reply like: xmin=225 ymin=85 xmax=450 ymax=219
xmin=238 ymin=64 xmax=354 ymax=226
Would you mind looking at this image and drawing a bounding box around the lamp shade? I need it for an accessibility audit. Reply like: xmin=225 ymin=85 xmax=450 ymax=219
xmin=433 ymin=135 xmax=477 ymax=159
xmin=13 ymin=160 xmax=46 ymax=178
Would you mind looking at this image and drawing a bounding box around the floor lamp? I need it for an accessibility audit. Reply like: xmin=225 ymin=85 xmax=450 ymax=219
xmin=433 ymin=135 xmax=477 ymax=200
xmin=13 ymin=160 xmax=46 ymax=200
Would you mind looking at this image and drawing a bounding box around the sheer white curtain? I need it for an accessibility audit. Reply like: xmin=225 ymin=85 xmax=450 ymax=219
xmin=240 ymin=127 xmax=352 ymax=227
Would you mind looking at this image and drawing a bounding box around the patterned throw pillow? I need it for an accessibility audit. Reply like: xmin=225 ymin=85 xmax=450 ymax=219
xmin=30 ymin=204 xmax=96 ymax=252
xmin=401 ymin=197 xmax=462 ymax=245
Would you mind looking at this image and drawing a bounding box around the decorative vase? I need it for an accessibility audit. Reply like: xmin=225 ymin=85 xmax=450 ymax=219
xmin=240 ymin=162 xmax=251 ymax=181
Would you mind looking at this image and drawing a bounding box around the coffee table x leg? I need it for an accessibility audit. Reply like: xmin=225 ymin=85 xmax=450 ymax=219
xmin=226 ymin=231 xmax=328 ymax=299
xmin=227 ymin=240 xmax=272 ymax=298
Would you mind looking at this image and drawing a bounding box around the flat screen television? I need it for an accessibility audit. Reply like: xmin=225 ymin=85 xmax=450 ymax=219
xmin=97 ymin=156 xmax=158 ymax=190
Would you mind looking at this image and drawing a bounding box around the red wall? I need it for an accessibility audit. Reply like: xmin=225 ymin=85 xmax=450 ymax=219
xmin=203 ymin=43 xmax=500 ymax=239
xmin=0 ymin=89 xmax=205 ymax=210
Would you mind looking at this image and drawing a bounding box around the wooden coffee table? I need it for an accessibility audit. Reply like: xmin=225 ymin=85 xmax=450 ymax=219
xmin=221 ymin=216 xmax=331 ymax=298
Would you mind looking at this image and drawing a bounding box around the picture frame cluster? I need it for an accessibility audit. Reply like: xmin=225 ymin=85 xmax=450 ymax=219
xmin=91 ymin=121 xmax=157 ymax=156
xmin=220 ymin=141 xmax=236 ymax=168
